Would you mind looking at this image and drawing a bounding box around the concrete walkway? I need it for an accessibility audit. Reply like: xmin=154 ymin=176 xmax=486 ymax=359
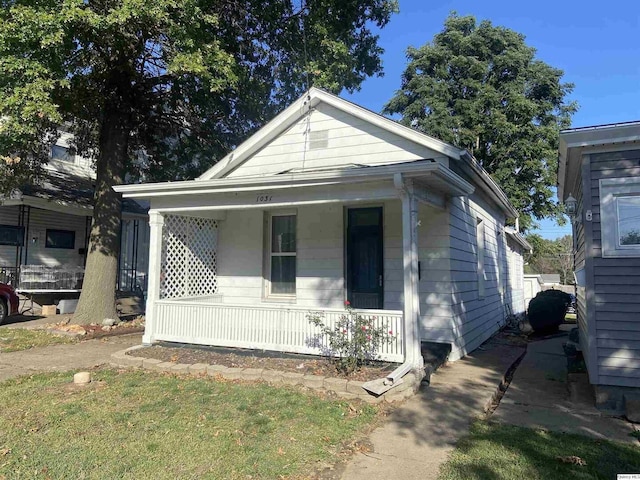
xmin=341 ymin=338 xmax=526 ymax=480
xmin=0 ymin=333 xmax=141 ymax=382
xmin=492 ymin=331 xmax=638 ymax=444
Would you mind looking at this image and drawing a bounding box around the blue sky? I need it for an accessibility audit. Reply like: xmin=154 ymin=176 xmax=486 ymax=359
xmin=341 ymin=0 xmax=640 ymax=239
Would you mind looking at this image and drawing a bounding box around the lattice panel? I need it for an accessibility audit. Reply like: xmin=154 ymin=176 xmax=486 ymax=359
xmin=161 ymin=215 xmax=218 ymax=299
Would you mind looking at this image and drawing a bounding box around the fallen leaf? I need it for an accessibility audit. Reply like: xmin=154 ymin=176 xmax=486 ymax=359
xmin=556 ymin=455 xmax=587 ymax=466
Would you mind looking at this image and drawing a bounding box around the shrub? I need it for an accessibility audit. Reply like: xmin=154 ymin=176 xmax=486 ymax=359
xmin=528 ymin=289 xmax=571 ymax=333
xmin=307 ymin=301 xmax=396 ymax=375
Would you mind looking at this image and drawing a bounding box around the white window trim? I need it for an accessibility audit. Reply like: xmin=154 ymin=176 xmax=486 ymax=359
xmin=600 ymin=177 xmax=640 ymax=257
xmin=476 ymin=218 xmax=486 ymax=299
xmin=50 ymin=144 xmax=75 ymax=163
xmin=264 ymin=210 xmax=297 ymax=300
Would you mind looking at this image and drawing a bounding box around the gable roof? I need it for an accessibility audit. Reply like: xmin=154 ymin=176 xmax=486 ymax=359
xmin=198 ymin=87 xmax=462 ymax=180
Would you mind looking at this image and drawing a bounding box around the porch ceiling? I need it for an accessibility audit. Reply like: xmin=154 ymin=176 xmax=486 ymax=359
xmin=115 ymin=159 xmax=474 ymax=213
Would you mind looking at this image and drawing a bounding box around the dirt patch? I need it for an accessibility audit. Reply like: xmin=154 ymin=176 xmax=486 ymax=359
xmin=41 ymin=317 xmax=145 ymax=340
xmin=129 ymin=344 xmax=396 ymax=382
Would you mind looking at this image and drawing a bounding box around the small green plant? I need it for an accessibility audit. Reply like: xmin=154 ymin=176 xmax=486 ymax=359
xmin=307 ymin=301 xmax=396 ymax=375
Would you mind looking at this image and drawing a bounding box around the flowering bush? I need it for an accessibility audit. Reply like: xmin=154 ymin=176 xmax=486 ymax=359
xmin=307 ymin=301 xmax=396 ymax=375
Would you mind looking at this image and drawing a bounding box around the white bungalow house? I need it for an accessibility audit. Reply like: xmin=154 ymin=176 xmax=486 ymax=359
xmin=115 ymin=88 xmax=530 ymax=377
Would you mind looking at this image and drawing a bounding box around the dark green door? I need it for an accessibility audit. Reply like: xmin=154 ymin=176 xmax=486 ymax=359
xmin=347 ymin=207 xmax=383 ymax=309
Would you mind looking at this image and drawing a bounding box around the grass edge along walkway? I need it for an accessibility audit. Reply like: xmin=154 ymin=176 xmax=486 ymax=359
xmin=438 ymin=421 xmax=640 ymax=480
xmin=0 ymin=328 xmax=77 ymax=353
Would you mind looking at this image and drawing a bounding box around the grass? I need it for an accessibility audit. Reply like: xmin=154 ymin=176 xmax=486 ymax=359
xmin=0 ymin=328 xmax=77 ymax=352
xmin=0 ymin=369 xmax=380 ymax=479
xmin=438 ymin=421 xmax=640 ymax=480
xmin=565 ymin=313 xmax=577 ymax=322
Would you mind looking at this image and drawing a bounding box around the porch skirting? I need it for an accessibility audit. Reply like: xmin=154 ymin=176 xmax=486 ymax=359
xmin=152 ymin=300 xmax=404 ymax=363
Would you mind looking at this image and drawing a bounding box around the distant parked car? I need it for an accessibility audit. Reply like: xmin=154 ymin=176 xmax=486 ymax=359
xmin=0 ymin=282 xmax=19 ymax=324
xmin=567 ymin=294 xmax=577 ymax=314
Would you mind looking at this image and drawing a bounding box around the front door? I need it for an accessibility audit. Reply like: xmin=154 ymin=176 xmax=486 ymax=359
xmin=347 ymin=207 xmax=383 ymax=309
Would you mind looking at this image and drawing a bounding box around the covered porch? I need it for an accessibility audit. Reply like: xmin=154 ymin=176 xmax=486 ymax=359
xmin=0 ymin=168 xmax=150 ymax=294
xmin=118 ymin=160 xmax=474 ymax=366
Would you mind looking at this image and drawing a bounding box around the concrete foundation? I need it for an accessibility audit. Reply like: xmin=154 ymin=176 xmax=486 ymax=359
xmin=594 ymin=384 xmax=640 ymax=417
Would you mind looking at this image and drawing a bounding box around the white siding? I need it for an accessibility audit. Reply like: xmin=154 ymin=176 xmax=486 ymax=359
xmin=0 ymin=206 xmax=87 ymax=268
xmin=506 ymin=237 xmax=525 ymax=315
xmin=447 ymin=194 xmax=508 ymax=361
xmin=417 ymin=203 xmax=455 ymax=342
xmin=49 ymin=130 xmax=94 ymax=173
xmin=225 ymin=103 xmax=448 ymax=179
xmin=210 ymin=200 xmax=453 ymax=317
xmin=215 ymin=209 xmax=264 ymax=304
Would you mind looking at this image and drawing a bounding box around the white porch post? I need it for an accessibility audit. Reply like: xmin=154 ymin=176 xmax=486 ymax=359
xmin=395 ymin=174 xmax=424 ymax=369
xmin=143 ymin=210 xmax=164 ymax=345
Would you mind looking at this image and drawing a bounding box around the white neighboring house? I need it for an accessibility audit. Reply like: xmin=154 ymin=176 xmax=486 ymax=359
xmin=0 ymin=129 xmax=149 ymax=306
xmin=115 ymin=88 xmax=530 ymax=375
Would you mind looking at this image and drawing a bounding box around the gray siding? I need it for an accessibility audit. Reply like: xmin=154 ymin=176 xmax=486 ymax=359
xmin=588 ymin=149 xmax=640 ymax=387
xmin=569 ymin=155 xmax=591 ymax=380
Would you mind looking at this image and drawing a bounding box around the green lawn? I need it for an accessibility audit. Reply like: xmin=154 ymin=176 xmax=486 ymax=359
xmin=439 ymin=421 xmax=640 ymax=480
xmin=0 ymin=328 xmax=77 ymax=352
xmin=0 ymin=369 xmax=380 ymax=479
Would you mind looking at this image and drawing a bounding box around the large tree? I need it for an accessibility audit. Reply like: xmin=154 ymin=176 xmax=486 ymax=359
xmin=385 ymin=14 xmax=578 ymax=230
xmin=525 ymin=233 xmax=574 ymax=284
xmin=0 ymin=0 xmax=398 ymax=322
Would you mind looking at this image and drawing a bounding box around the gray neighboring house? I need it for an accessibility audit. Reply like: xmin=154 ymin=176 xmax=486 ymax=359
xmin=558 ymin=121 xmax=640 ymax=413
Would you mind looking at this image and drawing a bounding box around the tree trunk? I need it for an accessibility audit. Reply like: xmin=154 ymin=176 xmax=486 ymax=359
xmin=73 ymin=102 xmax=130 ymax=324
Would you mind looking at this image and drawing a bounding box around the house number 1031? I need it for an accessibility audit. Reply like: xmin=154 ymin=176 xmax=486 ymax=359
xmin=256 ymin=195 xmax=273 ymax=203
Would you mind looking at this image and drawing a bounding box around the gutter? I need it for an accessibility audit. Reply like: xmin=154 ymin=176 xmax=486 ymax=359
xmin=114 ymin=160 xmax=474 ymax=199
xmin=460 ymin=151 xmax=519 ymax=219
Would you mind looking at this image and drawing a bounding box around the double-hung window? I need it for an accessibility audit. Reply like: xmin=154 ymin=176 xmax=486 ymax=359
xmin=601 ymin=177 xmax=640 ymax=257
xmin=268 ymin=213 xmax=296 ymax=296
xmin=51 ymin=145 xmax=73 ymax=163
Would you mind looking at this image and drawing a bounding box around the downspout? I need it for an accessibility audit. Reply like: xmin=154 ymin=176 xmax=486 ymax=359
xmin=362 ymin=173 xmax=423 ymax=395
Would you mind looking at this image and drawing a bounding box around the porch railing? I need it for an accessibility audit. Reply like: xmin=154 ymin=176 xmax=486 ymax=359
xmin=153 ymin=300 xmax=404 ymax=363
xmin=0 ymin=266 xmax=19 ymax=287
xmin=18 ymin=265 xmax=85 ymax=290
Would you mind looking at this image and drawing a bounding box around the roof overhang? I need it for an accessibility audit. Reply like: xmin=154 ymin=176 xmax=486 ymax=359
xmin=523 ymin=273 xmax=543 ymax=284
xmin=558 ymin=121 xmax=640 ymax=201
xmin=0 ymin=195 xmax=147 ymax=219
xmin=115 ymin=160 xmax=474 ymax=201
xmin=198 ymin=87 xmax=463 ymax=180
xmin=505 ymin=227 xmax=532 ymax=252
xmin=460 ymin=151 xmax=519 ymax=219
